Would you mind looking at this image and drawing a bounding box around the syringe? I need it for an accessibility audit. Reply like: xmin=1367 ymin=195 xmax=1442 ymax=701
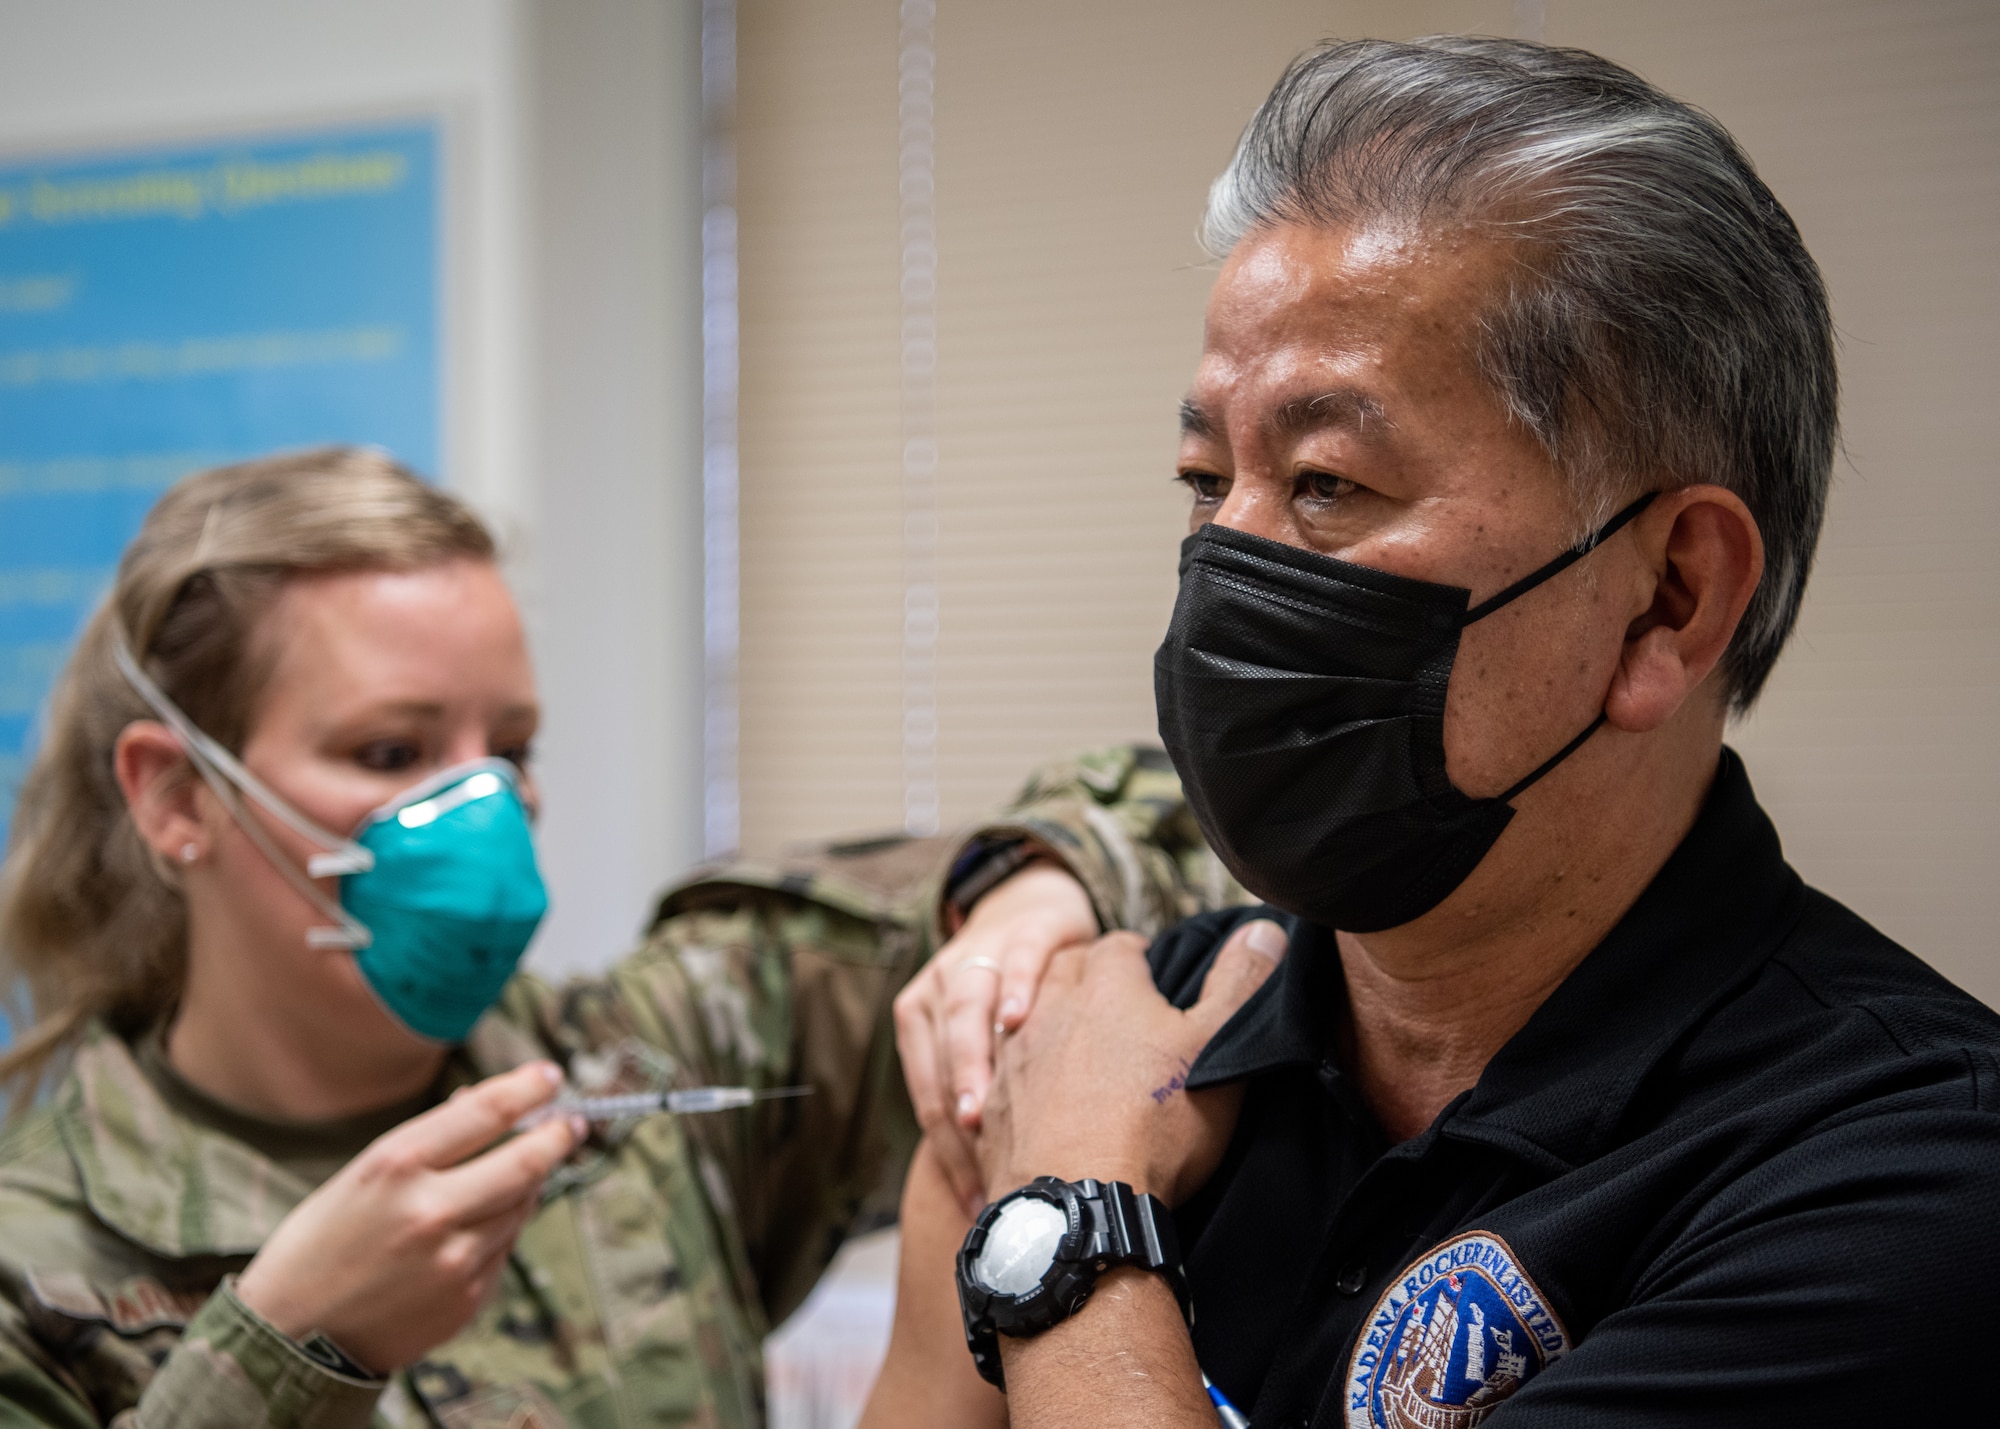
xmin=516 ymin=1084 xmax=811 ymax=1132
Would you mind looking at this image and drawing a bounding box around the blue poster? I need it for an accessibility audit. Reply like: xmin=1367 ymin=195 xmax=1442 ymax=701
xmin=0 ymin=120 xmax=439 ymax=846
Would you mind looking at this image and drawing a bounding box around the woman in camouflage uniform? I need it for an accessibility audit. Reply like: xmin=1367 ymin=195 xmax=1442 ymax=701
xmin=0 ymin=450 xmax=1227 ymax=1428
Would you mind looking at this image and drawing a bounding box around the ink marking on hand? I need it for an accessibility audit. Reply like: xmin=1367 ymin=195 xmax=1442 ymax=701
xmin=1148 ymin=1057 xmax=1195 ymax=1105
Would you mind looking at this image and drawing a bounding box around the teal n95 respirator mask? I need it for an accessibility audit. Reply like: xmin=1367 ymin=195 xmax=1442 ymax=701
xmin=114 ymin=639 xmax=549 ymax=1042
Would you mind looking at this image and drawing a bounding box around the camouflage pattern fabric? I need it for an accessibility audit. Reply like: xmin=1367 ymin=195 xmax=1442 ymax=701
xmin=952 ymin=744 xmax=1250 ymax=938
xmin=0 ymin=745 xmax=1232 ymax=1427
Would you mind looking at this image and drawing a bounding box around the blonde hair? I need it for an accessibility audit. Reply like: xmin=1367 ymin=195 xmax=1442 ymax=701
xmin=0 ymin=448 xmax=496 ymax=1098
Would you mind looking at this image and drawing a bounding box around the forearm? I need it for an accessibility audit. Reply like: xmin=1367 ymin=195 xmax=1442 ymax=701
xmin=1000 ymin=1268 xmax=1213 ymax=1429
xmin=966 ymin=922 xmax=1287 ymax=1427
xmin=861 ymin=1141 xmax=1004 ymax=1429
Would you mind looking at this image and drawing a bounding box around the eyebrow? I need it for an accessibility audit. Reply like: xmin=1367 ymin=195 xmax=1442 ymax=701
xmin=337 ymin=701 xmax=540 ymax=726
xmin=1275 ymin=388 xmax=1391 ymax=439
xmin=1179 ymin=398 xmax=1218 ymax=438
xmin=1179 ymin=388 xmax=1393 ymax=442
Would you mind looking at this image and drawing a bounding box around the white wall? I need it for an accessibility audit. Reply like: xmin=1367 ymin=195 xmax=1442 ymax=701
xmin=526 ymin=0 xmax=707 ymax=976
xmin=0 ymin=0 xmax=707 ymax=978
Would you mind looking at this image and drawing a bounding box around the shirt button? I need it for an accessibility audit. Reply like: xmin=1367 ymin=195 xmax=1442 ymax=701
xmin=1316 ymin=1058 xmax=1339 ymax=1089
xmin=1335 ymin=1263 xmax=1367 ymax=1295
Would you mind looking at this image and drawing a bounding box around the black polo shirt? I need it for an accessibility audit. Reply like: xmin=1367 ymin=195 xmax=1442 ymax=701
xmin=1152 ymin=748 xmax=2000 ymax=1427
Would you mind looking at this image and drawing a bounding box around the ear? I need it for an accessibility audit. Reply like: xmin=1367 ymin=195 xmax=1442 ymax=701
xmin=1603 ymin=485 xmax=1764 ymax=734
xmin=114 ymin=721 xmax=210 ymax=865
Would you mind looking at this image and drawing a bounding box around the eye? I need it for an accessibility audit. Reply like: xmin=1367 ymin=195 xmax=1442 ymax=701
xmin=495 ymin=740 xmax=535 ymax=771
xmin=1296 ymin=469 xmax=1357 ymax=506
xmin=1177 ymin=469 xmax=1228 ymax=506
xmin=354 ymin=739 xmax=423 ymax=774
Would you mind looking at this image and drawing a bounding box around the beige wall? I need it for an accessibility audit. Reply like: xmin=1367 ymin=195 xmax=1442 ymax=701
xmin=736 ymin=0 xmax=2000 ymax=1005
xmin=736 ymin=0 xmax=904 ymax=847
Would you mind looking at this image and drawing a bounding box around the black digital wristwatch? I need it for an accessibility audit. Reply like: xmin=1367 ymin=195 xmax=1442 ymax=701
xmin=955 ymin=1176 xmax=1191 ymax=1389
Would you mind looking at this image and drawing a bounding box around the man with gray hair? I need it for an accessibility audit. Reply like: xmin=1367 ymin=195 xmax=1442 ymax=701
xmin=862 ymin=35 xmax=2000 ymax=1429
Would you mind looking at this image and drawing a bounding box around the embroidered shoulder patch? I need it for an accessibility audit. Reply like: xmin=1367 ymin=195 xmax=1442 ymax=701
xmin=1345 ymin=1230 xmax=1570 ymax=1428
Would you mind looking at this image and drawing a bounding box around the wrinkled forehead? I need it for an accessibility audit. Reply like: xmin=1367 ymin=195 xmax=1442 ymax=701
xmin=1190 ymin=219 xmax=1523 ymax=433
xmin=1208 ymin=219 xmax=1512 ymax=356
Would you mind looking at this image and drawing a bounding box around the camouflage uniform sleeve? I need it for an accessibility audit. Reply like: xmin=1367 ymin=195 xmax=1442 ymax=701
xmin=122 ymin=1278 xmax=381 ymax=1427
xmin=514 ymin=836 xmax=948 ymax=1330
xmin=941 ymin=743 xmax=1247 ymax=940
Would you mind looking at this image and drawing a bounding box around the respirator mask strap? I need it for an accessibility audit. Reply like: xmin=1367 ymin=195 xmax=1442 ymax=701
xmin=1493 ymin=713 xmax=1610 ymax=805
xmin=113 ymin=637 xmax=374 ymax=950
xmin=1462 ymin=491 xmax=1658 ymax=624
xmin=1459 ymin=491 xmax=1658 ymax=806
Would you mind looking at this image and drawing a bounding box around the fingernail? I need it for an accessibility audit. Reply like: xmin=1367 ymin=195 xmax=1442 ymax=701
xmin=567 ymin=1114 xmax=589 ymax=1142
xmin=1245 ymin=920 xmax=1289 ymax=961
xmin=956 ymin=1092 xmax=977 ymax=1121
xmin=998 ymin=998 xmax=1023 ymax=1023
xmin=537 ymin=1062 xmax=563 ymax=1086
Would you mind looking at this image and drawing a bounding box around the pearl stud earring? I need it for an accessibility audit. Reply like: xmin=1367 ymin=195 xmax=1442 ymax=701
xmin=180 ymin=843 xmax=200 ymax=864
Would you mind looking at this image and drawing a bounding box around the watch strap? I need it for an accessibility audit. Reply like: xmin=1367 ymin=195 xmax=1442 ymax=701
xmin=1074 ymin=1178 xmax=1191 ymax=1319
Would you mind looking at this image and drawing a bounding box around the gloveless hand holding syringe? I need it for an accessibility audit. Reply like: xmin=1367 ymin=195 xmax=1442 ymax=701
xmin=515 ymin=1083 xmax=812 ymax=1131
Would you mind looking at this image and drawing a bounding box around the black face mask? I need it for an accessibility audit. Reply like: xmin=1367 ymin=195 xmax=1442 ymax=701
xmin=1154 ymin=493 xmax=1655 ymax=933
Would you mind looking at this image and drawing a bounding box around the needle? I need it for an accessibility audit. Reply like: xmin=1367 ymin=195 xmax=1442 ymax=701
xmin=515 ymin=1084 xmax=812 ymax=1132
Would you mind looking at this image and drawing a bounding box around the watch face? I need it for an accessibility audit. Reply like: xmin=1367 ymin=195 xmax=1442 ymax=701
xmin=972 ymin=1194 xmax=1068 ymax=1296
